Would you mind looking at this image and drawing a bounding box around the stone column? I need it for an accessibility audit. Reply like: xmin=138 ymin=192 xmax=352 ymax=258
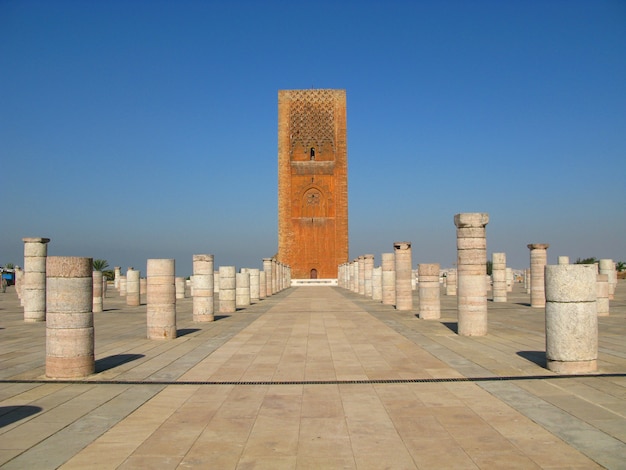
xmin=393 ymin=242 xmax=413 ymax=311
xmin=126 ymin=268 xmax=141 ymax=306
xmin=363 ymin=254 xmax=374 ymax=297
xmin=599 ymin=259 xmax=617 ymax=300
xmin=454 ymin=213 xmax=489 ymax=336
xmin=219 ymin=266 xmax=236 ymax=313
xmin=119 ymin=275 xmax=127 ymax=297
xmin=102 ymin=275 xmax=108 ymax=298
xmin=259 ymin=271 xmax=267 ymax=299
xmin=263 ymin=258 xmax=273 ymax=297
xmin=545 ymin=264 xmax=597 ymax=374
xmin=525 ymin=268 xmax=531 ymax=294
xmin=175 ymin=277 xmax=185 ymax=300
xmin=492 ymin=253 xmax=507 ymax=302
xmin=528 ymin=243 xmax=549 ymax=308
xmin=249 ymin=268 xmax=260 ymax=303
xmin=114 ymin=266 xmax=121 ymax=289
xmin=372 ymin=266 xmax=382 ymax=301
xmin=352 ymin=260 xmax=359 ymax=293
xmin=46 ymin=256 xmax=94 ymax=378
xmin=213 ymin=271 xmax=220 ymax=294
xmin=446 ymin=269 xmax=457 ymax=296
xmin=596 ymin=273 xmax=609 ymax=317
xmin=192 ymin=254 xmax=214 ymax=322
xmin=22 ymin=237 xmax=50 ymax=322
xmin=140 ymin=278 xmax=147 ymax=297
xmin=93 ymin=270 xmax=103 ymax=313
xmin=381 ymin=253 xmax=395 ymax=306
xmin=506 ymin=267 xmax=513 ymax=292
xmin=15 ymin=267 xmax=24 ymax=302
xmin=271 ymin=259 xmax=277 ymax=294
xmin=558 ymin=256 xmax=569 ymax=265
xmin=418 ymin=263 xmax=441 ymax=320
xmin=236 ymin=271 xmax=251 ymax=308
xmin=147 ymin=259 xmax=176 ymax=339
xmin=356 ymin=256 xmax=364 ymax=295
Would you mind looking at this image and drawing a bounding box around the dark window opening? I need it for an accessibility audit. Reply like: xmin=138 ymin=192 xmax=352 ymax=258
xmin=310 ymin=268 xmax=318 ymax=279
xmin=310 ymin=147 xmax=315 ymax=160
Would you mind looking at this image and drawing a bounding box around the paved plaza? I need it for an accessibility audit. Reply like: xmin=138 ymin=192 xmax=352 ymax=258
xmin=1 ymin=281 xmax=625 ymax=469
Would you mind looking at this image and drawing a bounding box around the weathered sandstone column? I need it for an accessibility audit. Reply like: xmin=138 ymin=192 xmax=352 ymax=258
xmin=446 ymin=269 xmax=457 ymax=296
xmin=219 ymin=266 xmax=236 ymax=313
xmin=175 ymin=276 xmax=185 ymax=300
xmin=192 ymin=254 xmax=214 ymax=322
xmin=114 ymin=266 xmax=121 ymax=289
xmin=492 ymin=253 xmax=507 ymax=302
xmin=596 ymin=273 xmax=610 ymax=317
xmin=558 ymin=256 xmax=569 ymax=265
xmin=545 ymin=264 xmax=597 ymax=374
xmin=599 ymin=259 xmax=617 ymax=299
xmin=352 ymin=260 xmax=359 ymax=293
xmin=263 ymin=258 xmax=273 ymax=297
xmin=506 ymin=267 xmax=513 ymax=292
xmin=22 ymin=237 xmax=50 ymax=322
xmin=454 ymin=213 xmax=489 ymax=336
xmin=381 ymin=253 xmax=395 ymax=305
xmin=147 ymin=259 xmax=176 ymax=339
xmin=363 ymin=254 xmax=374 ymax=297
xmin=119 ymin=275 xmax=127 ymax=297
xmin=46 ymin=256 xmax=94 ymax=378
xmin=15 ymin=267 xmax=24 ymax=302
xmin=102 ymin=275 xmax=108 ymax=298
xmin=140 ymin=278 xmax=147 ymax=297
xmin=357 ymin=256 xmax=365 ymax=295
xmin=126 ymin=268 xmax=141 ymax=306
xmin=236 ymin=271 xmax=251 ymax=308
xmin=259 ymin=271 xmax=267 ymax=299
xmin=249 ymin=268 xmax=260 ymax=303
xmin=372 ymin=266 xmax=382 ymax=301
xmin=528 ymin=243 xmax=549 ymax=308
xmin=393 ymin=242 xmax=413 ymax=311
xmin=418 ymin=263 xmax=441 ymax=320
xmin=525 ymin=268 xmax=531 ymax=294
xmin=271 ymin=259 xmax=277 ymax=294
xmin=92 ymin=270 xmax=103 ymax=313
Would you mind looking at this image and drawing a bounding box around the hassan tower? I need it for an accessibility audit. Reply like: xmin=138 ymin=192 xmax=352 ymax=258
xmin=277 ymin=89 xmax=349 ymax=280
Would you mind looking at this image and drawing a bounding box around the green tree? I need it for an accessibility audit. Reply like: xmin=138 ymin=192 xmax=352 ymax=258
xmin=4 ymin=263 xmax=15 ymax=269
xmin=574 ymin=257 xmax=598 ymax=265
xmin=616 ymin=261 xmax=625 ymax=272
xmin=486 ymin=260 xmax=493 ymax=276
xmin=92 ymin=259 xmax=109 ymax=271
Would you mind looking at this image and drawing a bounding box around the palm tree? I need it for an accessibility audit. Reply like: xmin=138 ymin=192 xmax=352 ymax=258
xmin=616 ymin=261 xmax=625 ymax=272
xmin=93 ymin=259 xmax=109 ymax=271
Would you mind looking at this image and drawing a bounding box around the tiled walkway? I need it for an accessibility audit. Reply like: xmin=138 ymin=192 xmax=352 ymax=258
xmin=0 ymin=282 xmax=624 ymax=469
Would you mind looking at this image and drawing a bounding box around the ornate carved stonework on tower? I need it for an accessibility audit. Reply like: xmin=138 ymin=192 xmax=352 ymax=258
xmin=277 ymin=89 xmax=349 ymax=280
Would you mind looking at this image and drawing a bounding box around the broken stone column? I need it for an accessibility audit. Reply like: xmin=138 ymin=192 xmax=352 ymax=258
xmin=192 ymin=254 xmax=214 ymax=322
xmin=249 ymin=268 xmax=260 ymax=303
xmin=175 ymin=276 xmax=185 ymax=300
xmin=506 ymin=268 xmax=513 ymax=292
xmin=492 ymin=253 xmax=507 ymax=302
xmin=92 ymin=270 xmax=103 ymax=313
xmin=119 ymin=275 xmax=127 ymax=297
xmin=126 ymin=268 xmax=141 ymax=306
xmin=147 ymin=259 xmax=176 ymax=339
xmin=236 ymin=271 xmax=251 ymax=308
xmin=454 ymin=213 xmax=489 ymax=336
xmin=352 ymin=260 xmax=359 ymax=293
xmin=381 ymin=253 xmax=395 ymax=305
xmin=528 ymin=243 xmax=550 ymax=308
xmin=102 ymin=275 xmax=108 ymax=298
xmin=394 ymin=242 xmax=413 ymax=311
xmin=558 ymin=256 xmax=569 ymax=265
xmin=372 ymin=266 xmax=382 ymax=301
xmin=545 ymin=264 xmax=597 ymax=374
xmin=46 ymin=256 xmax=94 ymax=378
xmin=357 ymin=256 xmax=365 ymax=295
xmin=525 ymin=268 xmax=531 ymax=294
xmin=418 ymin=263 xmax=441 ymax=320
xmin=22 ymin=237 xmax=50 ymax=322
xmin=140 ymin=278 xmax=147 ymax=297
xmin=259 ymin=271 xmax=267 ymax=299
xmin=364 ymin=254 xmax=374 ymax=297
xmin=15 ymin=267 xmax=24 ymax=303
xmin=263 ymin=258 xmax=273 ymax=297
xmin=114 ymin=266 xmax=121 ymax=289
xmin=596 ymin=273 xmax=610 ymax=317
xmin=219 ymin=266 xmax=236 ymax=313
xmin=599 ymin=259 xmax=617 ymax=300
xmin=446 ymin=269 xmax=457 ymax=296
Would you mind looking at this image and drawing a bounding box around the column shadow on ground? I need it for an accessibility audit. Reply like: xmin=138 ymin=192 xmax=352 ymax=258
xmin=0 ymin=406 xmax=42 ymax=428
xmin=95 ymin=354 xmax=145 ymax=373
xmin=441 ymin=322 xmax=458 ymax=333
xmin=177 ymin=328 xmax=200 ymax=337
xmin=214 ymin=315 xmax=231 ymax=321
xmin=517 ymin=351 xmax=547 ymax=367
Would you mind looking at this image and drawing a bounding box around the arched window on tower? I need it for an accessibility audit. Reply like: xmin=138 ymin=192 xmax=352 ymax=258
xmin=310 ymin=147 xmax=315 ymax=160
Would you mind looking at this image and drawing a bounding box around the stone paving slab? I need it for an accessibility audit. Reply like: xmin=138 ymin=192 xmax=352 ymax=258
xmin=0 ymin=281 xmax=624 ymax=469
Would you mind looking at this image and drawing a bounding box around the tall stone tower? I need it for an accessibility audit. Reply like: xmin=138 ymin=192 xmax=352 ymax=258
xmin=277 ymin=89 xmax=349 ymax=280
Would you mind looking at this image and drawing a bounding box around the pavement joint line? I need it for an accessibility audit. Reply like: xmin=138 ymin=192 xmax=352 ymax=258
xmin=1 ymin=373 xmax=624 ymax=386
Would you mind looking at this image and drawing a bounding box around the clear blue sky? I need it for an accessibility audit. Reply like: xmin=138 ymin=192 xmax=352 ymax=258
xmin=1 ymin=0 xmax=625 ymax=276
